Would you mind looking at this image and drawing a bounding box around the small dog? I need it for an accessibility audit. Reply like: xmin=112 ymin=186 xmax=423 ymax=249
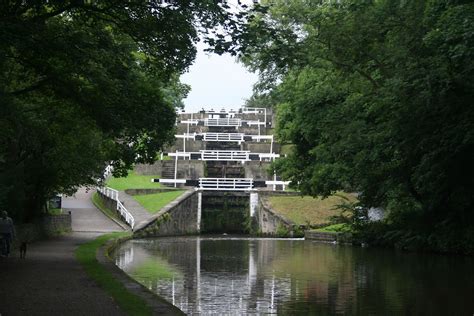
xmin=19 ymin=241 xmax=27 ymax=259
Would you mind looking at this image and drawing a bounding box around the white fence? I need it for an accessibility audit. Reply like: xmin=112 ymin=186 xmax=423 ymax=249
xmin=199 ymin=178 xmax=254 ymax=191
xmin=200 ymin=150 xmax=250 ymax=161
xmin=204 ymin=133 xmax=245 ymax=142
xmin=168 ymin=150 xmax=280 ymax=161
xmin=205 ymin=118 xmax=241 ymax=127
xmin=175 ymin=133 xmax=273 ymax=143
xmin=97 ymin=186 xmax=135 ymax=229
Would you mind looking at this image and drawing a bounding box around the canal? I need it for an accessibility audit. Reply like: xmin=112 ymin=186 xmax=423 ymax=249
xmin=114 ymin=236 xmax=474 ymax=315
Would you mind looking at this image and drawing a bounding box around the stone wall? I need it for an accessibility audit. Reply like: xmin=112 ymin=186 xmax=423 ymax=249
xmin=14 ymin=213 xmax=72 ymax=245
xmin=244 ymin=161 xmax=272 ymax=180
xmin=134 ymin=190 xmax=199 ymax=237
xmin=42 ymin=214 xmax=72 ymax=236
xmin=254 ymin=195 xmax=294 ymax=236
xmin=134 ymin=160 xmax=205 ymax=179
xmin=305 ymin=231 xmax=352 ymax=244
xmin=201 ymin=191 xmax=249 ymax=233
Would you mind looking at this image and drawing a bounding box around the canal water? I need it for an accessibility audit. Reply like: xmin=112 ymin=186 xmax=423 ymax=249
xmin=114 ymin=236 xmax=474 ymax=315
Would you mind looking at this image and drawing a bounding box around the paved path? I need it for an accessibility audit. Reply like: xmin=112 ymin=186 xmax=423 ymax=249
xmin=118 ymin=191 xmax=154 ymax=228
xmin=64 ymin=188 xmax=124 ymax=232
xmin=0 ymin=188 xmax=126 ymax=316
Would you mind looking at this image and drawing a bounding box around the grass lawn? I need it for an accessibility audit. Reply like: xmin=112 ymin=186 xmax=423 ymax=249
xmin=133 ymin=191 xmax=185 ymax=214
xmin=267 ymin=192 xmax=358 ymax=226
xmin=106 ymin=171 xmax=161 ymax=191
xmin=75 ymin=232 xmax=153 ymax=315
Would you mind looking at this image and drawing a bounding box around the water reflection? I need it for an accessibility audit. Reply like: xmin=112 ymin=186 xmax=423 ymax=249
xmin=114 ymin=237 xmax=474 ymax=315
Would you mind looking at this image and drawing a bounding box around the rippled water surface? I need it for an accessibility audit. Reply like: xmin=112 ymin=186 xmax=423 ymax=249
xmin=114 ymin=236 xmax=474 ymax=315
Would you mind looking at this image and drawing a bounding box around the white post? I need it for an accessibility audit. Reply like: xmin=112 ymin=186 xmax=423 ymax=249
xmin=196 ymin=237 xmax=201 ymax=314
xmin=174 ymin=150 xmax=178 ymax=188
xmin=273 ymin=171 xmax=276 ymax=191
xmin=264 ymin=108 xmax=267 ymax=127
xmin=270 ymin=138 xmax=273 ymax=154
xmin=258 ymin=120 xmax=261 ymax=141
xmin=197 ymin=192 xmax=202 ymax=231
xmin=250 ymin=193 xmax=258 ymax=217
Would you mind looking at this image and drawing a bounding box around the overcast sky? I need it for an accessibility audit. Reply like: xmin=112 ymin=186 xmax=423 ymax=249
xmin=181 ymin=41 xmax=258 ymax=113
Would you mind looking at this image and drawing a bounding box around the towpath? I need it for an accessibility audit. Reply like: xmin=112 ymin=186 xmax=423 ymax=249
xmin=0 ymin=188 xmax=126 ymax=315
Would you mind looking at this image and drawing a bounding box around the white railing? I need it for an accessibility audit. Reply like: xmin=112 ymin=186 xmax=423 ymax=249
xmin=175 ymin=133 xmax=195 ymax=140
xmin=167 ymin=150 xmax=279 ymax=161
xmin=251 ymin=135 xmax=273 ymax=141
xmin=199 ymin=178 xmax=254 ymax=191
xmin=203 ymin=133 xmax=245 ymax=142
xmin=180 ymin=119 xmax=199 ymax=125
xmin=168 ymin=152 xmax=191 ymax=159
xmin=97 ymin=186 xmax=135 ymax=229
xmin=258 ymin=153 xmax=280 ymax=161
xmin=205 ymin=118 xmax=241 ymax=127
xmin=200 ymin=150 xmax=250 ymax=161
xmin=265 ymin=180 xmax=291 ymax=191
xmin=175 ymin=133 xmax=273 ymax=143
xmin=97 ymin=186 xmax=119 ymax=201
xmin=157 ymin=179 xmax=187 ymax=184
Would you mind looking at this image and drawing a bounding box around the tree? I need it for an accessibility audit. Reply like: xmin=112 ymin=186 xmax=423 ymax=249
xmin=0 ymin=1 xmax=240 ymax=221
xmin=237 ymin=0 xmax=474 ymax=253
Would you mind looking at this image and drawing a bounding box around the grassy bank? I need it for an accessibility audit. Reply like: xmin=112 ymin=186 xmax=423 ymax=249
xmin=92 ymin=192 xmax=121 ymax=222
xmin=267 ymin=193 xmax=357 ymax=226
xmin=75 ymin=232 xmax=153 ymax=315
xmin=133 ymin=191 xmax=185 ymax=214
xmin=106 ymin=171 xmax=161 ymax=190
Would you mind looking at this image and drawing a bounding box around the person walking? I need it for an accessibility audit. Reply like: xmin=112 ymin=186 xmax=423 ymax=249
xmin=0 ymin=211 xmax=15 ymax=257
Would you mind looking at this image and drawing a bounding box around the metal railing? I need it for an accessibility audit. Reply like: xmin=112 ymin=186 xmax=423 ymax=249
xmin=203 ymin=133 xmax=245 ymax=142
xmin=175 ymin=133 xmax=273 ymax=143
xmin=97 ymin=186 xmax=135 ymax=229
xmin=200 ymin=150 xmax=250 ymax=161
xmin=205 ymin=118 xmax=241 ymax=127
xmin=168 ymin=150 xmax=279 ymax=161
xmin=199 ymin=178 xmax=254 ymax=191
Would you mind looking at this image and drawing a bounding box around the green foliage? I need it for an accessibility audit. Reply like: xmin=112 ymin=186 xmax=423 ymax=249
xmin=315 ymin=223 xmax=351 ymax=233
xmin=0 ymin=1 xmax=242 ymax=222
xmin=75 ymin=232 xmax=155 ymax=315
xmin=276 ymin=223 xmax=290 ymax=237
xmin=239 ymin=1 xmax=474 ymax=253
xmin=133 ymin=191 xmax=185 ymax=214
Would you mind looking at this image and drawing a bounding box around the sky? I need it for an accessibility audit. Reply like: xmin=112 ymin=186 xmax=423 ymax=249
xmin=181 ymin=41 xmax=258 ymax=113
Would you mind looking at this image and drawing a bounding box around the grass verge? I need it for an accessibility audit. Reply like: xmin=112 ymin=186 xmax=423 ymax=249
xmin=75 ymin=232 xmax=153 ymax=316
xmin=106 ymin=171 xmax=161 ymax=191
xmin=313 ymin=223 xmax=351 ymax=233
xmin=133 ymin=191 xmax=185 ymax=214
xmin=267 ymin=192 xmax=358 ymax=226
xmin=92 ymin=192 xmax=125 ymax=227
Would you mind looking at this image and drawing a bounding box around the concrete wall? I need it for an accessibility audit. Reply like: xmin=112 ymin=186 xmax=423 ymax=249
xmin=134 ymin=190 xmax=200 ymax=237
